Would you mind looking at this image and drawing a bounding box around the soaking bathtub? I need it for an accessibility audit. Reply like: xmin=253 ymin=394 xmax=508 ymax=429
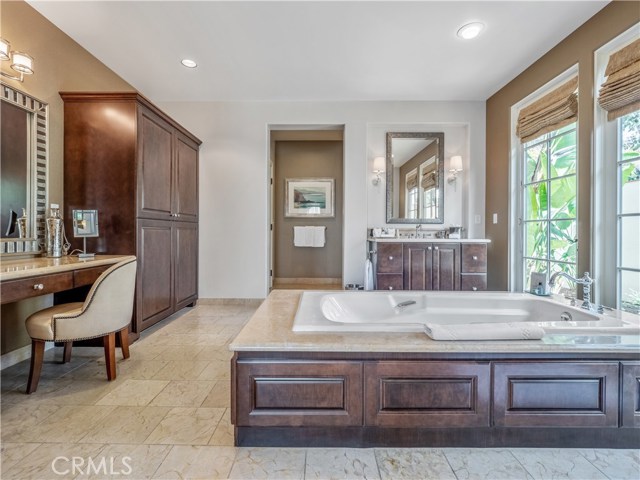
xmin=292 ymin=290 xmax=640 ymax=337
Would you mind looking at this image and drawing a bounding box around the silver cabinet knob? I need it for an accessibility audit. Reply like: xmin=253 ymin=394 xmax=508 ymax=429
xmin=388 ymin=256 xmax=393 ymax=260
xmin=428 ymin=246 xmax=432 ymax=250
xmin=33 ymin=283 xmax=44 ymax=290
xmin=473 ymin=255 xmax=478 ymax=260
xmin=472 ymin=287 xmax=478 ymax=291
xmin=434 ymin=246 xmax=439 ymax=250
xmin=389 ymin=286 xmax=393 ymax=290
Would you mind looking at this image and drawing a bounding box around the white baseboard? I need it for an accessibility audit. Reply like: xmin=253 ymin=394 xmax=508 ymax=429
xmin=1 ymin=342 xmax=54 ymax=370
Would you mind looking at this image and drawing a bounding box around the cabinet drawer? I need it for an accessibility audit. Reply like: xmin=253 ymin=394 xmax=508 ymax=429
xmin=1 ymin=273 xmax=74 ymax=304
xmin=461 ymin=244 xmax=487 ymax=273
xmin=365 ymin=361 xmax=490 ymax=427
xmin=376 ymin=274 xmax=403 ymax=291
xmin=622 ymin=362 xmax=640 ymax=427
xmin=235 ymin=361 xmax=362 ymax=427
xmin=73 ymin=266 xmax=110 ymax=288
xmin=376 ymin=244 xmax=403 ymax=274
xmin=461 ymin=274 xmax=487 ymax=291
xmin=493 ymin=362 xmax=619 ymax=427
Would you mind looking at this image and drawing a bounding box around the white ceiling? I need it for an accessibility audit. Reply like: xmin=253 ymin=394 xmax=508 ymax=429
xmin=28 ymin=1 xmax=609 ymax=103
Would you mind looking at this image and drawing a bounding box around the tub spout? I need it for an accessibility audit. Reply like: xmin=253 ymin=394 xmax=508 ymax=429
xmin=395 ymin=300 xmax=417 ymax=309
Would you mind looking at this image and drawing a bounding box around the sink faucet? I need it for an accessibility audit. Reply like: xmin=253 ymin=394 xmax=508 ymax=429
xmin=548 ymin=271 xmax=594 ymax=310
xmin=416 ymin=224 xmax=422 ymax=236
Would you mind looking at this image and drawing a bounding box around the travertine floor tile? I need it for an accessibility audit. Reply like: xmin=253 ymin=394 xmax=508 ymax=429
xmin=151 ymin=360 xmax=210 ymax=380
xmin=155 ymin=345 xmax=205 ymax=361
xmin=208 ymin=408 xmax=234 ymax=446
xmin=305 ymin=448 xmax=380 ymax=480
xmin=74 ymin=443 xmax=172 ymax=479
xmin=79 ymin=405 xmax=171 ymax=444
xmin=152 ymin=445 xmax=237 ymax=479
xmin=150 ymin=380 xmax=216 ymax=407
xmin=95 ymin=379 xmax=169 ymax=406
xmin=0 ymin=442 xmax=41 ymax=472
xmin=144 ymin=407 xmax=225 ymax=445
xmin=375 ymin=448 xmax=456 ymax=480
xmin=0 ymin=403 xmax=61 ymax=441
xmin=578 ymin=449 xmax=640 ymax=480
xmin=194 ymin=345 xmax=234 ymax=362
xmin=114 ymin=359 xmax=168 ymax=379
xmin=511 ymin=448 xmax=608 ymax=479
xmin=444 ymin=448 xmax=533 ymax=480
xmin=201 ymin=379 xmax=231 ymax=407
xmin=229 ymin=447 xmax=306 ymax=479
xmin=1 ymin=442 xmax=106 ymax=480
xmin=197 ymin=360 xmax=231 ymax=380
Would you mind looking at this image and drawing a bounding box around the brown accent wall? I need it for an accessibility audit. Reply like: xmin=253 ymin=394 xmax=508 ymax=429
xmin=485 ymin=1 xmax=639 ymax=291
xmin=274 ymin=140 xmax=344 ymax=280
xmin=0 ymin=0 xmax=134 ymax=355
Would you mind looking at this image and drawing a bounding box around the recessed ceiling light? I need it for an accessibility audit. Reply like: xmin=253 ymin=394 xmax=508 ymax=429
xmin=181 ymin=59 xmax=197 ymax=68
xmin=457 ymin=22 xmax=484 ymax=40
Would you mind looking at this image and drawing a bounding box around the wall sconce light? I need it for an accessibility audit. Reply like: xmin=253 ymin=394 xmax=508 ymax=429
xmin=372 ymin=156 xmax=386 ymax=186
xmin=448 ymin=155 xmax=463 ymax=184
xmin=0 ymin=38 xmax=34 ymax=82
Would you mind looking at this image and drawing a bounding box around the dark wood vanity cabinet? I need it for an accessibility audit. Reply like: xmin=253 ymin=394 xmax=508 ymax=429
xmin=61 ymin=92 xmax=201 ymax=335
xmin=375 ymin=241 xmax=485 ymax=291
xmin=621 ymin=362 xmax=640 ymax=427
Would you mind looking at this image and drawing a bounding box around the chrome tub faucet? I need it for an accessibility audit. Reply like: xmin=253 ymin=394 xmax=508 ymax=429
xmin=548 ymin=271 xmax=594 ymax=311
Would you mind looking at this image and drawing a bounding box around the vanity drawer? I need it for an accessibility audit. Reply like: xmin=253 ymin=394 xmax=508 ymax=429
xmin=461 ymin=244 xmax=487 ymax=273
xmin=73 ymin=266 xmax=110 ymax=288
xmin=1 ymin=272 xmax=74 ymax=304
xmin=234 ymin=360 xmax=363 ymax=427
xmin=461 ymin=274 xmax=487 ymax=291
xmin=376 ymin=244 xmax=403 ymax=274
xmin=376 ymin=274 xmax=404 ymax=291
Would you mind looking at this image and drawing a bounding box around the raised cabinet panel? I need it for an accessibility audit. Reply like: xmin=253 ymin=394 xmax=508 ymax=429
xmin=137 ymin=219 xmax=173 ymax=331
xmin=376 ymin=274 xmax=403 ymax=291
xmin=138 ymin=109 xmax=174 ymax=220
xmin=493 ymin=362 xmax=619 ymax=427
xmin=376 ymin=244 xmax=403 ymax=274
xmin=403 ymin=243 xmax=433 ymax=290
xmin=173 ymin=222 xmax=198 ymax=309
xmin=1 ymin=273 xmax=74 ymax=304
xmin=174 ymin=134 xmax=199 ymax=222
xmin=461 ymin=274 xmax=487 ymax=291
xmin=622 ymin=362 xmax=640 ymax=427
xmin=461 ymin=244 xmax=487 ymax=273
xmin=433 ymin=243 xmax=460 ymax=291
xmin=235 ymin=361 xmax=363 ymax=427
xmin=365 ymin=361 xmax=490 ymax=427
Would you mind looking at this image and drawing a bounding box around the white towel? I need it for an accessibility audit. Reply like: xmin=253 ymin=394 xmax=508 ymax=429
xmin=364 ymin=259 xmax=374 ymax=291
xmin=294 ymin=226 xmax=325 ymax=247
xmin=424 ymin=322 xmax=545 ymax=341
xmin=311 ymin=226 xmax=325 ymax=247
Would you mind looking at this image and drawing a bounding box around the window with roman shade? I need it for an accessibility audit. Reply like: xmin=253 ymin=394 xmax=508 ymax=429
xmin=516 ymin=76 xmax=578 ymax=143
xmin=420 ymin=163 xmax=437 ymax=190
xmin=598 ymin=38 xmax=640 ymax=121
xmin=405 ymin=169 xmax=418 ymax=190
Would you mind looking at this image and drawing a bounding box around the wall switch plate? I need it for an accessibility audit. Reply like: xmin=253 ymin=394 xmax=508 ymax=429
xmin=493 ymin=213 xmax=498 ymax=224
xmin=474 ymin=214 xmax=481 ymax=224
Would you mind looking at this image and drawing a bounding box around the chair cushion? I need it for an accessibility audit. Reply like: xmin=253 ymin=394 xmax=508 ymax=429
xmin=25 ymin=303 xmax=83 ymax=341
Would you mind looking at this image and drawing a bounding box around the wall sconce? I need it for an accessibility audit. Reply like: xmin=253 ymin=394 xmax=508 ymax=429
xmin=0 ymin=38 xmax=34 ymax=82
xmin=372 ymin=156 xmax=386 ymax=186
xmin=448 ymin=155 xmax=463 ymax=184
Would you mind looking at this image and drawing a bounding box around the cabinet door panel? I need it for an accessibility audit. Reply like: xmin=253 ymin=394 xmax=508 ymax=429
xmin=403 ymin=243 xmax=433 ymax=290
xmin=137 ymin=220 xmax=173 ymax=330
xmin=622 ymin=362 xmax=640 ymax=427
xmin=376 ymin=244 xmax=403 ymax=273
xmin=433 ymin=243 xmax=460 ymax=291
xmin=138 ymin=109 xmax=173 ymax=220
xmin=462 ymin=244 xmax=487 ymax=273
xmin=174 ymin=133 xmax=199 ymax=222
xmin=376 ymin=274 xmax=403 ymax=291
xmin=461 ymin=274 xmax=487 ymax=291
xmin=494 ymin=362 xmax=619 ymax=427
xmin=174 ymin=222 xmax=198 ymax=309
xmin=365 ymin=361 xmax=490 ymax=427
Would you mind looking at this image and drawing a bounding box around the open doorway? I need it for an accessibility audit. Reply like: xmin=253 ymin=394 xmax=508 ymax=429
xmin=268 ymin=127 xmax=344 ymax=291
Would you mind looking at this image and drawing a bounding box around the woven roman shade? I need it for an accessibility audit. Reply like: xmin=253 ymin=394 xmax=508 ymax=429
xmin=406 ymin=170 xmax=418 ymax=190
xmin=516 ymin=76 xmax=578 ymax=143
xmin=421 ymin=169 xmax=437 ymax=189
xmin=598 ymin=38 xmax=640 ymax=121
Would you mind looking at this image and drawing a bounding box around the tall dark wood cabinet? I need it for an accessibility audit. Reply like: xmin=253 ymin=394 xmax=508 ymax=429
xmin=61 ymin=92 xmax=201 ymax=338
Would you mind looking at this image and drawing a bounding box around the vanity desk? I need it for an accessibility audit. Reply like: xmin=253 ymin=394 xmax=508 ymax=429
xmin=1 ymin=255 xmax=136 ymax=305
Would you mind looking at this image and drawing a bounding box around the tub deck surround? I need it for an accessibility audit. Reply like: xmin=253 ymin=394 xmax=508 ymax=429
xmin=230 ymin=290 xmax=640 ymax=448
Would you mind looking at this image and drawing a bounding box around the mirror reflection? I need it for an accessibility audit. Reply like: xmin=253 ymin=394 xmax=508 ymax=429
xmin=386 ymin=132 xmax=444 ymax=223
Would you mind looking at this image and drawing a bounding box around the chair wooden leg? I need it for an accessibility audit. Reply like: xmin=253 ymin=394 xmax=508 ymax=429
xmin=103 ymin=332 xmax=117 ymax=381
xmin=63 ymin=341 xmax=73 ymax=363
xmin=26 ymin=340 xmax=45 ymax=394
xmin=118 ymin=327 xmax=130 ymax=360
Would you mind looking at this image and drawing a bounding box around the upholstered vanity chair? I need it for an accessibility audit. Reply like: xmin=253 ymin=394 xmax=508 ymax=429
xmin=24 ymin=258 xmax=137 ymax=393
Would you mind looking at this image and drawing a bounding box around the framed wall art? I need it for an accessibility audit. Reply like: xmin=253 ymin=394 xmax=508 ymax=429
xmin=285 ymin=178 xmax=335 ymax=217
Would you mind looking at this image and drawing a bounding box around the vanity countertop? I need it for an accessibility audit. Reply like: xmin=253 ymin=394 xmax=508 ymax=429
xmin=369 ymin=237 xmax=491 ymax=243
xmin=0 ymin=255 xmax=136 ymax=282
xmin=229 ymin=290 xmax=639 ymax=354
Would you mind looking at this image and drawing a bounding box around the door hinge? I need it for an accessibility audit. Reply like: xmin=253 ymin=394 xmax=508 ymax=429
xmin=270 ymin=178 xmax=273 ymax=185
xmin=270 ymin=269 xmax=273 ymax=277
xmin=270 ymin=224 xmax=273 ymax=231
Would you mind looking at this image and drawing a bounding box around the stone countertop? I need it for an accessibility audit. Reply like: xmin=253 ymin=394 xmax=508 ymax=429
xmin=0 ymin=255 xmax=136 ymax=281
xmin=369 ymin=237 xmax=491 ymax=243
xmin=229 ymin=290 xmax=640 ymax=354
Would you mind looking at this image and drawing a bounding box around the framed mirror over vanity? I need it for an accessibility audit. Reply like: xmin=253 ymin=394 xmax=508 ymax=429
xmin=0 ymin=82 xmax=48 ymax=256
xmin=386 ymin=131 xmax=444 ymax=224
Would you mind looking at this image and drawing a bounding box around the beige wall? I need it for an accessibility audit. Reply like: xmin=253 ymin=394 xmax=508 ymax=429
xmin=1 ymin=0 xmax=134 ymax=356
xmin=274 ymin=140 xmax=344 ymax=280
xmin=485 ymin=1 xmax=639 ymax=291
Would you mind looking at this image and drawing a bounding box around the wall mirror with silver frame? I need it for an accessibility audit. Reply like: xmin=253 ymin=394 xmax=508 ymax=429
xmin=0 ymin=83 xmax=48 ymax=256
xmin=386 ymin=132 xmax=444 ymax=224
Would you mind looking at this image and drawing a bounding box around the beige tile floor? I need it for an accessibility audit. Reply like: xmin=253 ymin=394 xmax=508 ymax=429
xmin=1 ymin=303 xmax=639 ymax=479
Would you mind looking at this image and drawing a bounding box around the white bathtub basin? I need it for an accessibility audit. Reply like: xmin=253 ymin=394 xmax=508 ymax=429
xmin=293 ymin=291 xmax=640 ymax=337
